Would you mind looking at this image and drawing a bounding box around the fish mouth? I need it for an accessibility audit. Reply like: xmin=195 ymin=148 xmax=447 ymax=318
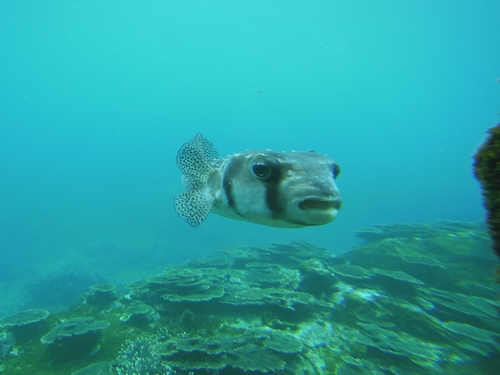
xmin=299 ymin=198 xmax=342 ymax=211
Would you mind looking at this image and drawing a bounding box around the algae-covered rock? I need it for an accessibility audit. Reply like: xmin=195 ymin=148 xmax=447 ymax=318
xmin=474 ymin=123 xmax=500 ymax=262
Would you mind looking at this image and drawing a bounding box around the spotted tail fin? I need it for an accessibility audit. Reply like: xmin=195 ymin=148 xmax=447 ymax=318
xmin=174 ymin=133 xmax=219 ymax=227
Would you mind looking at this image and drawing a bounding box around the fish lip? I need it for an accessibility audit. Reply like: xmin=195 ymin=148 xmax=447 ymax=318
xmin=299 ymin=198 xmax=342 ymax=211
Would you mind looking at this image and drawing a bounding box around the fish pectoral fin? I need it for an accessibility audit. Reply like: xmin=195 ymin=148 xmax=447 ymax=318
xmin=174 ymin=188 xmax=215 ymax=228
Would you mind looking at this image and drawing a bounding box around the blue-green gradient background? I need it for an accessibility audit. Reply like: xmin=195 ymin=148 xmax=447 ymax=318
xmin=1 ymin=1 xmax=499 ymax=313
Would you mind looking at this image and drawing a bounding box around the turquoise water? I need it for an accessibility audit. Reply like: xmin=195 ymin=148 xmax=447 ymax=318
xmin=0 ymin=1 xmax=499 ymax=313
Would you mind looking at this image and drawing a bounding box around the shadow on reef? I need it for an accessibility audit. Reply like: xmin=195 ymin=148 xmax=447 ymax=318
xmin=26 ymin=267 xmax=105 ymax=312
xmin=0 ymin=220 xmax=499 ymax=375
xmin=474 ymin=123 xmax=500 ymax=279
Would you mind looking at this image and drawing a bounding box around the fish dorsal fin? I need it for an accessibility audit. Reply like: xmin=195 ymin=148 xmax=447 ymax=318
xmin=174 ymin=133 xmax=220 ymax=227
xmin=178 ymin=132 xmax=218 ymax=165
xmin=176 ymin=133 xmax=218 ymax=187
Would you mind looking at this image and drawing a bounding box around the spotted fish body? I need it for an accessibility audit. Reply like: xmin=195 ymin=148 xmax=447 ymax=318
xmin=174 ymin=133 xmax=341 ymax=228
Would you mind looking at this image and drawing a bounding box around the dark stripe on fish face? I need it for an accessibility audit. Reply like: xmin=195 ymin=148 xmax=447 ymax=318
xmin=223 ymin=153 xmax=286 ymax=220
xmin=264 ymin=162 xmax=285 ymax=219
xmin=253 ymin=156 xmax=285 ymax=219
xmin=222 ymin=156 xmax=244 ymax=215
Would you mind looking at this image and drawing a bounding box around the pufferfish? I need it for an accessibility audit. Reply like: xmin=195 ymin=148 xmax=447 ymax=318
xmin=174 ymin=133 xmax=342 ymax=228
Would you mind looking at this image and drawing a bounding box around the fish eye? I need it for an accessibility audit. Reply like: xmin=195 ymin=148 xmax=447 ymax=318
xmin=332 ymin=164 xmax=340 ymax=179
xmin=252 ymin=162 xmax=271 ymax=179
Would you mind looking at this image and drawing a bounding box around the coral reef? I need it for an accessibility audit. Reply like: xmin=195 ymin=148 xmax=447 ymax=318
xmin=41 ymin=317 xmax=110 ymax=345
xmin=84 ymin=283 xmax=119 ymax=305
xmin=0 ymin=220 xmax=498 ymax=374
xmin=71 ymin=361 xmax=114 ymax=375
xmin=120 ymin=303 xmax=158 ymax=328
xmin=41 ymin=317 xmax=110 ymax=362
xmin=474 ymin=124 xmax=500 ymax=264
xmin=0 ymin=331 xmax=15 ymax=360
xmin=155 ymin=326 xmax=303 ymax=372
xmin=354 ymin=219 xmax=484 ymax=242
xmin=0 ymin=308 xmax=49 ymax=329
xmin=115 ymin=335 xmax=175 ymax=375
xmin=0 ymin=308 xmax=49 ymax=342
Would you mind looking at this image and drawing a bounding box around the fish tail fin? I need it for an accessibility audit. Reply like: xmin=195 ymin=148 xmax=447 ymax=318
xmin=174 ymin=133 xmax=219 ymax=227
xmin=174 ymin=188 xmax=214 ymax=227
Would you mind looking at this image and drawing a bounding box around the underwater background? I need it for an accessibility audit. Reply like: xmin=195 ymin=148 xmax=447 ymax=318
xmin=0 ymin=1 xmax=499 ymax=374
